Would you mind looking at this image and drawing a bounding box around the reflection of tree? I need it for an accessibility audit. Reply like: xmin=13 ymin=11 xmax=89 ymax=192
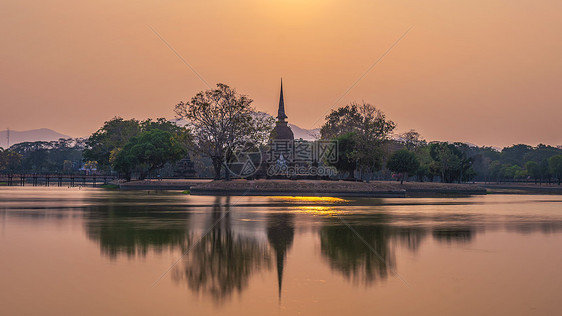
xmin=395 ymin=227 xmax=428 ymax=252
xmin=174 ymin=197 xmax=270 ymax=303
xmin=266 ymin=212 xmax=295 ymax=299
xmin=432 ymin=227 xmax=474 ymax=244
xmin=85 ymin=204 xmax=192 ymax=259
xmin=507 ymin=221 xmax=562 ymax=234
xmin=320 ymin=223 xmax=394 ymax=285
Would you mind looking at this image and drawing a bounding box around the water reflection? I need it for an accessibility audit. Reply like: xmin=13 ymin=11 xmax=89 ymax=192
xmin=173 ymin=197 xmax=271 ymax=303
xmin=5 ymin=189 xmax=562 ymax=310
xmin=266 ymin=211 xmax=295 ymax=298
xmin=85 ymin=204 xmax=192 ymax=259
xmin=395 ymin=227 xmax=428 ymax=252
xmin=320 ymin=221 xmax=395 ymax=285
xmin=432 ymin=227 xmax=474 ymax=244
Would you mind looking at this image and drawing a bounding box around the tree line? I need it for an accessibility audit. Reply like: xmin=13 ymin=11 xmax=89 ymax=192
xmin=0 ymin=139 xmax=84 ymax=174
xmin=1 ymin=82 xmax=561 ymax=184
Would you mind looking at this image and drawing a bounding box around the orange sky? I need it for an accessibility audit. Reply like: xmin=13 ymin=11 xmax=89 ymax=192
xmin=1 ymin=0 xmax=561 ymax=147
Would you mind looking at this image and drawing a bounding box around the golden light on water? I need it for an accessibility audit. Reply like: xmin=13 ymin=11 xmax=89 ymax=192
xmin=269 ymin=196 xmax=348 ymax=203
xmin=289 ymin=206 xmax=343 ymax=216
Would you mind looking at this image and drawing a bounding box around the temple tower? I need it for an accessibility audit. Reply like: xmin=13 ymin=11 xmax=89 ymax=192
xmin=272 ymin=79 xmax=294 ymax=140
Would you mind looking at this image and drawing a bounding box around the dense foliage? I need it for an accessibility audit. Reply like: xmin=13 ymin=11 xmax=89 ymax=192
xmin=0 ymin=148 xmax=23 ymax=172
xmin=83 ymin=118 xmax=140 ymax=171
xmin=404 ymin=142 xmax=562 ymax=184
xmin=386 ymin=150 xmax=419 ymax=184
xmin=4 ymin=84 xmax=562 ymax=184
xmin=82 ymin=117 xmax=190 ymax=179
xmin=4 ymin=139 xmax=84 ymax=173
xmin=113 ymin=129 xmax=187 ymax=180
xmin=319 ymin=102 xmax=562 ymax=184
xmin=320 ymin=102 xmax=395 ymax=177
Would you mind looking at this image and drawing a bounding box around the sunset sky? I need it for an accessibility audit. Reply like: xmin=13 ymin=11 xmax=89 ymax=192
xmin=1 ymin=0 xmax=561 ymax=147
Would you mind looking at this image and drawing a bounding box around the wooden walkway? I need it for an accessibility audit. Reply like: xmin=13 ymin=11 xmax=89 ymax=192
xmin=0 ymin=174 xmax=116 ymax=187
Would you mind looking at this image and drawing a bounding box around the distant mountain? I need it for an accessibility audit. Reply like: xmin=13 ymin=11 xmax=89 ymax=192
xmin=0 ymin=128 xmax=71 ymax=149
xmin=0 ymin=115 xmax=320 ymax=149
xmin=288 ymin=123 xmax=319 ymax=141
xmin=254 ymin=112 xmax=319 ymax=141
xmin=174 ymin=114 xmax=320 ymax=141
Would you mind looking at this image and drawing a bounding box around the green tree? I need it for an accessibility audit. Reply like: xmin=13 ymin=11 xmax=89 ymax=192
xmin=523 ymin=144 xmax=562 ymax=165
xmin=501 ymin=144 xmax=533 ymax=165
xmin=387 ymin=150 xmax=420 ymax=184
xmin=489 ymin=160 xmax=503 ymax=182
xmin=525 ymin=161 xmax=540 ymax=184
xmin=430 ymin=143 xmax=460 ymax=183
xmin=320 ymin=103 xmax=363 ymax=139
xmin=414 ymin=145 xmax=433 ymax=182
xmin=113 ymin=129 xmax=186 ymax=180
xmin=539 ymin=159 xmax=551 ymax=184
xmin=175 ymin=83 xmax=273 ymax=179
xmin=501 ymin=164 xmax=526 ymax=180
xmin=329 ymin=132 xmax=357 ymax=178
xmin=479 ymin=146 xmax=501 ymax=162
xmin=320 ymin=102 xmax=395 ymax=179
xmin=84 ymin=117 xmax=140 ymax=171
xmin=549 ymin=155 xmax=562 ymax=185
xmin=9 ymin=139 xmax=84 ymax=173
xmin=84 ymin=117 xmax=191 ymax=175
xmin=471 ymin=154 xmax=491 ymax=183
xmin=428 ymin=142 xmax=473 ymax=183
xmin=398 ymin=129 xmax=425 ymax=151
xmin=0 ymin=148 xmax=22 ymax=172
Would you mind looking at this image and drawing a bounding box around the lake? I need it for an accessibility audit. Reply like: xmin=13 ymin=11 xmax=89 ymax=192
xmin=1 ymin=187 xmax=561 ymax=315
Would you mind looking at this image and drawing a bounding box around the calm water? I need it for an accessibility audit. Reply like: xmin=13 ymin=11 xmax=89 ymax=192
xmin=1 ymin=187 xmax=561 ymax=315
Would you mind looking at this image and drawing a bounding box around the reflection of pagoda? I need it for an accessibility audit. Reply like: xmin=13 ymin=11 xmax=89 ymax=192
xmin=266 ymin=213 xmax=295 ymax=301
xmin=272 ymin=79 xmax=294 ymax=141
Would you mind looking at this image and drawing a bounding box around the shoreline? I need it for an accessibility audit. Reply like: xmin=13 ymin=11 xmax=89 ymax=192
xmin=119 ymin=179 xmax=488 ymax=197
xmin=483 ymin=183 xmax=562 ymax=195
xmin=6 ymin=178 xmax=560 ymax=196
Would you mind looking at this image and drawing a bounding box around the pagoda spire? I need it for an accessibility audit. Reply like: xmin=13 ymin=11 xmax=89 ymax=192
xmin=277 ymin=78 xmax=287 ymax=122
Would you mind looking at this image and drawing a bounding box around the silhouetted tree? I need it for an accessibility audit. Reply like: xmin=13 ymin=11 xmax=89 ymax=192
xmin=398 ymin=129 xmax=425 ymax=151
xmin=328 ymin=132 xmax=357 ymax=178
xmin=84 ymin=117 xmax=140 ymax=171
xmin=387 ymin=150 xmax=419 ymax=184
xmin=429 ymin=142 xmax=473 ymax=183
xmin=113 ymin=129 xmax=186 ymax=180
xmin=9 ymin=138 xmax=84 ymax=173
xmin=320 ymin=102 xmax=395 ymax=178
xmin=175 ymin=84 xmax=273 ymax=179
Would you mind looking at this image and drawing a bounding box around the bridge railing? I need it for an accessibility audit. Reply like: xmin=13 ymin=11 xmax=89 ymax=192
xmin=0 ymin=174 xmax=117 ymax=187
